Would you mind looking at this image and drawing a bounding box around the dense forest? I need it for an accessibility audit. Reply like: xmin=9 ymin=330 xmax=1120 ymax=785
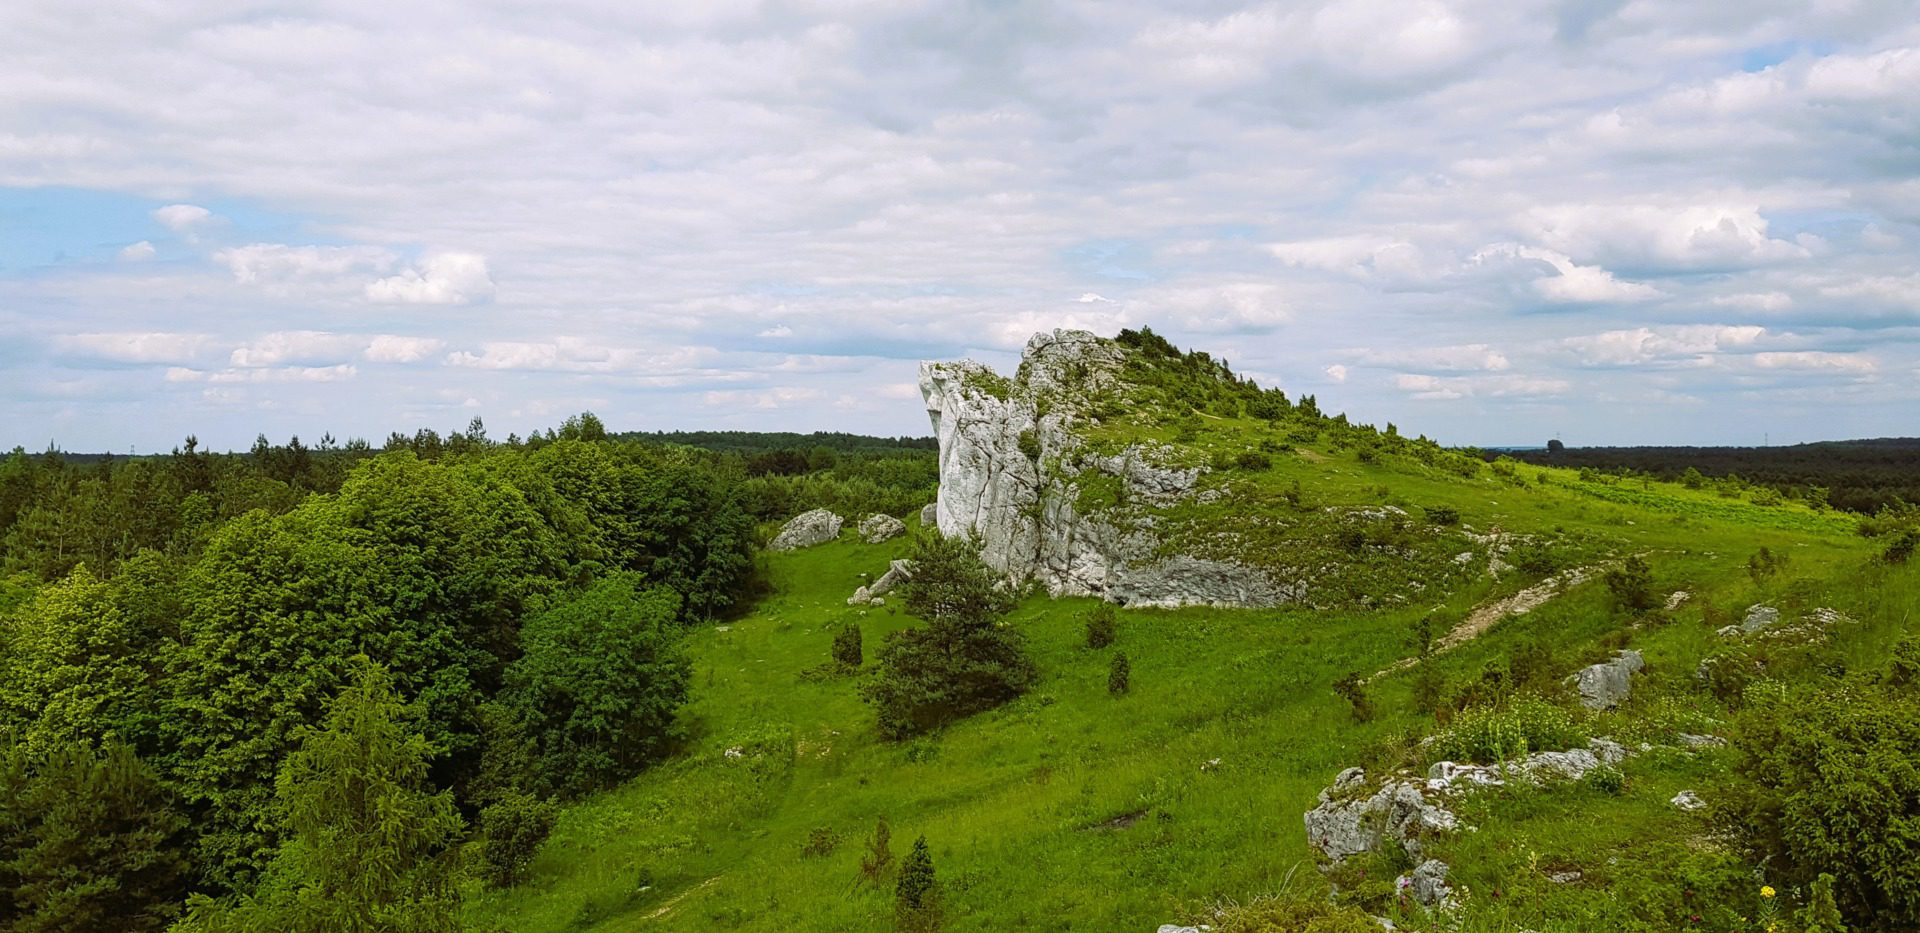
xmin=0 ymin=415 xmax=937 ymax=931
xmin=1496 ymin=438 xmax=1920 ymax=514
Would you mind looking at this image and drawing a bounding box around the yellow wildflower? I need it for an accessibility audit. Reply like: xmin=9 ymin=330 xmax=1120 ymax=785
xmin=1761 ymin=885 xmax=1776 ymax=898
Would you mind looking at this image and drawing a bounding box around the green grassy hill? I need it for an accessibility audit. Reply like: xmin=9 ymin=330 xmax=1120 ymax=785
xmin=470 ymin=385 xmax=1913 ymax=930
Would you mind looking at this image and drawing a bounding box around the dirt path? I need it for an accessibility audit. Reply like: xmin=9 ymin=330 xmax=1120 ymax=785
xmin=645 ymin=875 xmax=721 ymax=921
xmin=1365 ymin=564 xmax=1604 ymax=683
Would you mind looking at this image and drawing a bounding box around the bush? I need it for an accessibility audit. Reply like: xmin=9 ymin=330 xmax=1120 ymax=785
xmin=857 ymin=818 xmax=893 ymax=888
xmin=1723 ymin=640 xmax=1920 ymax=928
xmin=1108 ymin=653 xmax=1131 ymax=695
xmin=832 ymin=623 xmax=863 ymax=672
xmin=1885 ymin=530 xmax=1917 ymax=565
xmin=800 ymin=826 xmax=839 ymax=859
xmin=479 ymin=792 xmax=557 ymax=888
xmin=1605 ymin=555 xmax=1658 ymax=613
xmin=1748 ymin=546 xmax=1788 ymax=582
xmin=1410 ymin=662 xmax=1446 ymax=716
xmin=1234 ymin=451 xmax=1272 ymax=471
xmin=1424 ymin=505 xmax=1460 ymax=526
xmin=1582 ymin=764 xmax=1625 ymax=795
xmin=1084 ymin=604 xmax=1117 ymax=649
xmin=1427 ymin=697 xmax=1585 ymax=764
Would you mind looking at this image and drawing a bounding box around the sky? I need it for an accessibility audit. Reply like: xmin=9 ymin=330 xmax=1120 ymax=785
xmin=3 ymin=1 xmax=1918 ymax=452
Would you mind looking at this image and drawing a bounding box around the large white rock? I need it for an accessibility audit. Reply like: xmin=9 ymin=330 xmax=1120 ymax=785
xmin=769 ymin=508 xmax=842 ymax=551
xmin=921 ymin=329 xmax=1287 ymax=607
xmin=1570 ymin=649 xmax=1644 ymax=710
xmin=1304 ymin=770 xmax=1458 ymax=864
xmin=858 ymin=513 xmax=906 ymax=544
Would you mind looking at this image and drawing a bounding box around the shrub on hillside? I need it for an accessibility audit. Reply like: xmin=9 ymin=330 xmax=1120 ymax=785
xmin=1084 ymin=604 xmax=1117 ymax=649
xmin=1424 ymin=505 xmax=1460 ymax=526
xmin=1332 ymin=672 xmax=1374 ymax=723
xmin=1108 ymin=653 xmax=1131 ymax=696
xmin=1426 ymin=697 xmax=1584 ymax=764
xmin=1605 ymin=555 xmax=1658 ymax=613
xmin=862 ymin=535 xmax=1036 ymax=739
xmin=1723 ymin=638 xmax=1920 ymax=929
xmin=832 ymin=623 xmax=863 ymax=672
xmin=479 ymin=792 xmax=556 ymax=888
xmin=1885 ymin=530 xmax=1917 ymax=565
xmin=895 ymin=836 xmax=940 ymax=931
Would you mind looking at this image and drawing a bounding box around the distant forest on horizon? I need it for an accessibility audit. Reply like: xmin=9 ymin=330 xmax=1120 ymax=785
xmin=1495 ymin=436 xmax=1920 ymax=515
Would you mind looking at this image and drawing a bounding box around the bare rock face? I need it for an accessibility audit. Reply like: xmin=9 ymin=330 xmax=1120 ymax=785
xmin=919 ymin=503 xmax=937 ymax=526
xmin=858 ymin=513 xmax=906 ymax=544
xmin=1570 ymin=649 xmax=1645 ymax=710
xmin=920 ymin=329 xmax=1285 ymax=607
xmin=770 ymin=508 xmax=842 ymax=551
xmin=1304 ymin=768 xmax=1458 ymax=864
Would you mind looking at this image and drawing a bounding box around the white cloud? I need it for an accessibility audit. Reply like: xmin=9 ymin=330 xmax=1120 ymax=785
xmin=168 ymin=364 xmax=359 ymax=384
xmin=701 ymin=387 xmax=822 ymax=409
xmin=118 ymin=240 xmax=156 ymax=261
xmin=756 ymin=325 xmax=794 ymax=338
xmin=1471 ymin=244 xmax=1662 ymax=304
xmin=216 ymin=244 xmax=394 ymax=285
xmin=1527 ymin=202 xmax=1811 ymax=271
xmin=363 ymin=335 xmax=446 ymax=363
xmin=229 ymin=331 xmax=363 ymax=367
xmin=365 ymin=252 xmax=495 ymax=305
xmin=55 ymin=332 xmax=214 ymax=364
xmin=1559 ymin=325 xmax=1766 ymax=367
xmin=1357 ymin=343 xmax=1509 ymax=373
xmin=1074 ymin=293 xmax=1111 ymax=303
xmin=1751 ymin=351 xmax=1876 ymax=375
xmin=1710 ymin=292 xmax=1793 ymax=311
xmin=152 ymin=204 xmax=212 ymax=234
xmin=1395 ymin=372 xmax=1571 ymax=400
xmin=1324 ymin=363 xmax=1349 ymax=383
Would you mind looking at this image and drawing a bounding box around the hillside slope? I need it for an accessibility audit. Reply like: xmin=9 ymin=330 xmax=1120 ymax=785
xmin=473 ymin=331 xmax=1912 ymax=931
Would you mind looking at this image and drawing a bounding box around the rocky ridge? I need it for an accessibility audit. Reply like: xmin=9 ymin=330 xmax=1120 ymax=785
xmin=920 ymin=330 xmax=1298 ymax=607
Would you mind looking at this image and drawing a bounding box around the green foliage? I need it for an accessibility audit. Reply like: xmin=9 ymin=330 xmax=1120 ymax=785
xmin=863 ymin=536 xmax=1035 ymax=739
xmin=1799 ymin=873 xmax=1848 ymax=933
xmin=178 ymin=659 xmax=464 ymax=932
xmin=1084 ymin=603 xmax=1116 ymax=649
xmin=832 ymin=623 xmax=864 ymax=672
xmin=0 ymin=739 xmax=190 ymax=933
xmin=1604 ymin=554 xmax=1658 ymax=613
xmin=858 ymin=818 xmax=894 ymax=888
xmin=504 ymin=575 xmax=690 ymax=797
xmin=1212 ymin=890 xmax=1379 ymax=932
xmin=1108 ymin=652 xmax=1131 ymax=695
xmin=479 ymin=792 xmax=557 ymax=888
xmin=1749 ymin=545 xmax=1789 ymax=582
xmin=1885 ymin=530 xmax=1917 ymax=565
xmin=0 ymin=564 xmax=163 ymax=757
xmin=1410 ymin=662 xmax=1446 ymax=716
xmin=1423 ymin=504 xmax=1460 ymax=526
xmin=1581 ymin=763 xmax=1625 ymax=795
xmin=1427 ymin=697 xmax=1585 ymax=764
xmin=1331 ymin=672 xmax=1374 ymax=723
xmin=894 ymin=835 xmax=939 ymax=930
xmin=1724 ymin=641 xmax=1920 ymax=929
xmin=799 ymin=826 xmax=839 ymax=859
xmin=1016 ymin=429 xmax=1041 ymax=463
xmin=1233 ymin=451 xmax=1272 ymax=472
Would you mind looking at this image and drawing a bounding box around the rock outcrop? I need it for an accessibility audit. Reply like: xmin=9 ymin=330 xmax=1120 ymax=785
xmin=920 ymin=330 xmax=1286 ymax=607
xmin=919 ymin=503 xmax=937 ymax=527
xmin=770 ymin=508 xmax=842 ymax=551
xmin=858 ymin=513 xmax=906 ymax=544
xmin=1304 ymin=768 xmax=1458 ymax=864
xmin=1570 ymin=650 xmax=1644 ymax=710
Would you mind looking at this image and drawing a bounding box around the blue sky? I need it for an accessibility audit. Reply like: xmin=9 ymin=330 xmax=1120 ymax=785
xmin=2 ymin=0 xmax=1918 ymax=452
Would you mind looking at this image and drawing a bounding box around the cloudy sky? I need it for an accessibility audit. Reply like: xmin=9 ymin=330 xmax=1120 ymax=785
xmin=4 ymin=1 xmax=1918 ymax=452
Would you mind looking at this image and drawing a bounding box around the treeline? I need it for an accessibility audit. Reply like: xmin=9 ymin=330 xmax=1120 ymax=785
xmin=0 ymin=412 xmax=935 ymax=931
xmin=619 ymin=430 xmax=936 ymax=453
xmin=1498 ymin=438 xmax=1920 ymax=513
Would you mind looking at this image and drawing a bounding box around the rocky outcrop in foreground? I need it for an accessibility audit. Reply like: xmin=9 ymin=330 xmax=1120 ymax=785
xmin=920 ymin=330 xmax=1284 ymax=607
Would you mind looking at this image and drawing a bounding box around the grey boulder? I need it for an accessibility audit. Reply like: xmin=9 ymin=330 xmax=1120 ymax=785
xmin=858 ymin=513 xmax=907 ymax=544
xmin=1570 ymin=650 xmax=1644 ymax=710
xmin=769 ymin=509 xmax=842 ymax=551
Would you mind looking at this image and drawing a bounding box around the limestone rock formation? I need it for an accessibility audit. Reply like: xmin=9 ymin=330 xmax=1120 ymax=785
xmin=1570 ymin=649 xmax=1644 ymax=710
xmin=770 ymin=508 xmax=842 ymax=551
xmin=858 ymin=513 xmax=906 ymax=544
xmin=870 ymin=559 xmax=913 ymax=595
xmin=1399 ymin=859 xmax=1455 ymax=909
xmin=1741 ymin=605 xmax=1781 ymax=634
xmin=919 ymin=503 xmax=937 ymax=527
xmin=1304 ymin=768 xmax=1458 ymax=864
xmin=920 ymin=329 xmax=1284 ymax=607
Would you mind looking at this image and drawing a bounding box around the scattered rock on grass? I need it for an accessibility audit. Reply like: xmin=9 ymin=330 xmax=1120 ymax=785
xmin=859 ymin=513 xmax=906 ymax=543
xmin=770 ymin=509 xmax=843 ymax=551
xmin=1671 ymin=790 xmax=1705 ymax=811
xmin=1570 ymin=650 xmax=1644 ymax=710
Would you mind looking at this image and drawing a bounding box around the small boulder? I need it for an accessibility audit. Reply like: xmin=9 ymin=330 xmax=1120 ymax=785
xmin=1741 ymin=605 xmax=1781 ymax=634
xmin=1305 ymin=776 xmax=1456 ymax=864
xmin=1397 ymin=859 xmax=1454 ymax=909
xmin=1671 ymin=789 xmax=1705 ymax=811
xmin=1570 ymin=650 xmax=1645 ymax=710
xmin=769 ymin=508 xmax=843 ymax=551
xmin=920 ymin=503 xmax=938 ymax=527
xmin=859 ymin=513 xmax=906 ymax=544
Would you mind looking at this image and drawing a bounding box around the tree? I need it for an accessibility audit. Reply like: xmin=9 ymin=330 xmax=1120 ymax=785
xmin=1332 ymin=672 xmax=1374 ymax=723
xmin=503 ymin=575 xmax=690 ymax=796
xmin=0 ymin=739 xmax=191 ymax=933
xmin=175 ymin=659 xmax=464 ymax=932
xmin=862 ymin=535 xmax=1035 ymax=739
xmin=1108 ymin=653 xmax=1131 ymax=695
xmin=0 ymin=564 xmax=160 ymax=757
xmin=895 ymin=835 xmax=939 ymax=931
xmin=1546 ymin=438 xmax=1565 ymax=454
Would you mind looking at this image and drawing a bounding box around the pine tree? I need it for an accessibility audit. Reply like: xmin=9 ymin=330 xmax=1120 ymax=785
xmin=833 ymin=623 xmax=864 ymax=672
xmin=894 ymin=835 xmax=939 ymax=930
xmin=1084 ymin=604 xmax=1116 ymax=649
xmin=176 ymin=658 xmax=465 ymax=932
